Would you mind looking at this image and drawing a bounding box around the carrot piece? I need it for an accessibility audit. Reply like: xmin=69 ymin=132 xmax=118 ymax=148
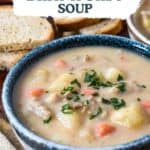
xmin=141 ymin=100 xmax=150 ymax=108
xmin=54 ymin=59 xmax=68 ymax=69
xmin=95 ymin=123 xmax=115 ymax=137
xmin=81 ymin=88 xmax=96 ymax=96
xmin=29 ymin=88 xmax=44 ymax=97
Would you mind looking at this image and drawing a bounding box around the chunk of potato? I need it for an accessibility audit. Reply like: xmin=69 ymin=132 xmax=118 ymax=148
xmin=79 ymin=129 xmax=94 ymax=141
xmin=51 ymin=134 xmax=66 ymax=144
xmin=104 ymin=67 xmax=124 ymax=82
xmin=29 ymin=69 xmax=50 ymax=84
xmin=57 ymin=111 xmax=80 ymax=130
xmin=111 ymin=103 xmax=146 ymax=129
xmin=75 ymin=70 xmax=86 ymax=82
xmin=48 ymin=73 xmax=76 ymax=92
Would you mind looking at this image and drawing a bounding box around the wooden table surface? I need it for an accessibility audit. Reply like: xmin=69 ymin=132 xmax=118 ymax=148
xmin=0 ymin=71 xmax=7 ymax=119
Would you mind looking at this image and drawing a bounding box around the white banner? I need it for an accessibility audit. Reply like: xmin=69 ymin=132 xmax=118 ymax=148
xmin=13 ymin=0 xmax=141 ymax=19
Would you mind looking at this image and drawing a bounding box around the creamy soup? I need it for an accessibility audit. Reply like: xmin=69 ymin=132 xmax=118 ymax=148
xmin=14 ymin=47 xmax=150 ymax=147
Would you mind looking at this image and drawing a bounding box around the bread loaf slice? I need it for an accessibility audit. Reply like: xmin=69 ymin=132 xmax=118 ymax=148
xmin=0 ymin=5 xmax=54 ymax=52
xmin=79 ymin=19 xmax=123 ymax=35
xmin=55 ymin=17 xmax=101 ymax=31
xmin=0 ymin=50 xmax=27 ymax=70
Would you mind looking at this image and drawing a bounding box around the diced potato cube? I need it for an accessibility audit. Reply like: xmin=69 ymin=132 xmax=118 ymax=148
xmin=51 ymin=134 xmax=66 ymax=144
xmin=49 ymin=73 xmax=76 ymax=92
xmin=79 ymin=129 xmax=94 ymax=141
xmin=75 ymin=70 xmax=86 ymax=82
xmin=57 ymin=111 xmax=80 ymax=130
xmin=111 ymin=103 xmax=146 ymax=129
xmin=104 ymin=67 xmax=124 ymax=82
xmin=29 ymin=69 xmax=50 ymax=84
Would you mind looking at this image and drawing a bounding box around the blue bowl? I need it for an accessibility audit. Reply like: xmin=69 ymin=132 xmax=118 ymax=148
xmin=2 ymin=35 xmax=150 ymax=150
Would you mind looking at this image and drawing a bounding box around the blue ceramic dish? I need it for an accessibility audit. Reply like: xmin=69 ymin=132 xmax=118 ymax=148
xmin=2 ymin=35 xmax=150 ymax=150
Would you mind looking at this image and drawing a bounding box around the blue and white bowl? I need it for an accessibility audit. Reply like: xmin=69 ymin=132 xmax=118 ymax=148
xmin=2 ymin=35 xmax=150 ymax=150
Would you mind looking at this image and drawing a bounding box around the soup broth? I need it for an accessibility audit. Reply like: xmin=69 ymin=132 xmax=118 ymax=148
xmin=14 ymin=47 xmax=150 ymax=147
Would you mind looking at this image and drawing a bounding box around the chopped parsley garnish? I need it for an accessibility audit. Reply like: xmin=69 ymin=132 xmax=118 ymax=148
xmin=72 ymin=94 xmax=80 ymax=102
xmin=110 ymin=98 xmax=126 ymax=110
xmin=117 ymin=74 xmax=124 ymax=81
xmin=71 ymin=79 xmax=81 ymax=88
xmin=43 ymin=116 xmax=52 ymax=124
xmin=61 ymin=104 xmax=74 ymax=114
xmin=102 ymin=98 xmax=111 ymax=104
xmin=116 ymin=82 xmax=126 ymax=92
xmin=66 ymin=91 xmax=80 ymax=102
xmin=89 ymin=107 xmax=102 ymax=120
xmin=84 ymin=70 xmax=101 ymax=89
xmin=83 ymin=100 xmax=90 ymax=106
xmin=61 ymin=86 xmax=74 ymax=95
xmin=61 ymin=79 xmax=81 ymax=95
xmin=102 ymin=97 xmax=126 ymax=110
xmin=84 ymin=70 xmax=126 ymax=92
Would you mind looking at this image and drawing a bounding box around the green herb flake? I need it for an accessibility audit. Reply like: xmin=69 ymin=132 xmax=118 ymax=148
xmin=43 ymin=116 xmax=52 ymax=124
xmin=84 ymin=70 xmax=126 ymax=92
xmin=71 ymin=79 xmax=81 ymax=88
xmin=89 ymin=107 xmax=102 ymax=120
xmin=61 ymin=104 xmax=74 ymax=114
xmin=72 ymin=94 xmax=80 ymax=102
xmin=102 ymin=97 xmax=126 ymax=110
xmin=110 ymin=97 xmax=126 ymax=110
xmin=116 ymin=82 xmax=126 ymax=92
xmin=83 ymin=100 xmax=90 ymax=106
xmin=61 ymin=86 xmax=74 ymax=95
xmin=102 ymin=98 xmax=111 ymax=104
xmin=117 ymin=74 xmax=124 ymax=81
xmin=84 ymin=70 xmax=101 ymax=89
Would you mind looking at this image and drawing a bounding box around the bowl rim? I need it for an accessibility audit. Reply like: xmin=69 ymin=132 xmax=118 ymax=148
xmin=2 ymin=35 xmax=150 ymax=150
xmin=127 ymin=15 xmax=150 ymax=45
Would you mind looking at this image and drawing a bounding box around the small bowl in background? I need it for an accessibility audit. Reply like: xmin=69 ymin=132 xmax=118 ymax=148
xmin=127 ymin=0 xmax=150 ymax=45
xmin=127 ymin=15 xmax=150 ymax=45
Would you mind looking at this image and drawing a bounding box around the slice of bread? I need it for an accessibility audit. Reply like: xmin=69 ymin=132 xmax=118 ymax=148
xmin=79 ymin=19 xmax=123 ymax=35
xmin=0 ymin=50 xmax=27 ymax=70
xmin=55 ymin=17 xmax=101 ymax=31
xmin=0 ymin=5 xmax=54 ymax=52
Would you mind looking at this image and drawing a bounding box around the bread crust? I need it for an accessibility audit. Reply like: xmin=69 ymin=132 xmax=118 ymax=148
xmin=79 ymin=19 xmax=123 ymax=35
xmin=0 ymin=50 xmax=28 ymax=70
xmin=55 ymin=17 xmax=101 ymax=31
